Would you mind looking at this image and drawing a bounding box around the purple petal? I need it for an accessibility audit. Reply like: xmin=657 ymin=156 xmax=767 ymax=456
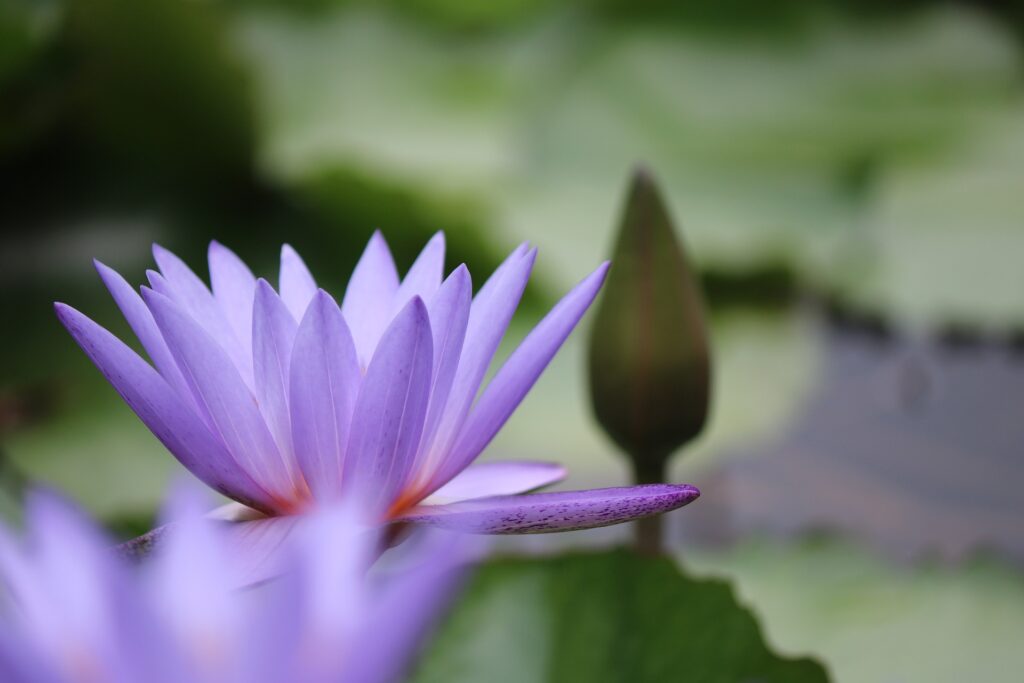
xmin=344 ymin=297 xmax=433 ymax=514
xmin=221 ymin=515 xmax=303 ymax=589
xmin=435 ymin=262 xmax=610 ymax=487
xmin=346 ymin=532 xmax=471 ymax=683
xmin=151 ymin=245 xmax=249 ymax=382
xmin=54 ymin=303 xmax=275 ymax=513
xmin=395 ymin=231 xmax=445 ymax=307
xmin=94 ymin=260 xmax=195 ymax=409
xmin=398 ymin=484 xmax=700 ymax=534
xmin=425 ymin=246 xmax=535 ymax=472
xmin=289 ymin=290 xmax=361 ymax=501
xmin=341 ymin=231 xmax=400 ymax=367
xmin=424 ymin=460 xmax=566 ymax=504
xmin=411 ymin=265 xmax=472 ymax=480
xmin=279 ymin=244 xmax=318 ymax=322
xmin=252 ymin=280 xmax=303 ymax=491
xmin=208 ymin=241 xmax=257 ymax=360
xmin=143 ymin=289 xmax=293 ymax=503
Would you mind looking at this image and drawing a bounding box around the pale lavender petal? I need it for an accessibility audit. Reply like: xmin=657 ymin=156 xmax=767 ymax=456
xmin=143 ymin=289 xmax=292 ymax=503
xmin=223 ymin=515 xmax=303 ymax=588
xmin=411 ymin=265 xmax=471 ymax=480
xmin=424 ymin=461 xmax=566 ymax=504
xmin=341 ymin=231 xmax=400 ymax=367
xmin=94 ymin=260 xmax=195 ymax=409
xmin=435 ymin=262 xmax=610 ymax=487
xmin=398 ymin=484 xmax=700 ymax=534
xmin=425 ymin=246 xmax=536 ymax=473
xmin=151 ymin=245 xmax=249 ymax=382
xmin=344 ymin=297 xmax=433 ymax=514
xmin=290 ymin=290 xmax=361 ymax=501
xmin=149 ymin=487 xmax=239 ymax=651
xmin=395 ymin=231 xmax=445 ymax=308
xmin=208 ymin=240 xmax=257 ymax=360
xmin=54 ymin=303 xmax=275 ymax=513
xmin=252 ymin=280 xmax=303 ymax=490
xmin=279 ymin=244 xmax=318 ymax=322
xmin=345 ymin=532 xmax=471 ymax=683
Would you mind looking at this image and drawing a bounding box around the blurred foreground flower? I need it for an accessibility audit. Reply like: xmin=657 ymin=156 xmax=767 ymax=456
xmin=0 ymin=489 xmax=468 ymax=683
xmin=55 ymin=232 xmax=698 ymax=545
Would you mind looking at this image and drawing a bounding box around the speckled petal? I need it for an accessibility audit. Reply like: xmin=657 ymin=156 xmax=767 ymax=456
xmin=398 ymin=484 xmax=700 ymax=534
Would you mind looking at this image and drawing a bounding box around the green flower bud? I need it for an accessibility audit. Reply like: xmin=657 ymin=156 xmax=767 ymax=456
xmin=587 ymin=167 xmax=711 ymax=481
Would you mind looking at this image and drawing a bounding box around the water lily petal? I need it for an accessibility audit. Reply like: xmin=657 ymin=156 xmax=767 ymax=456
xmin=423 ymin=461 xmax=566 ymax=505
xmin=208 ymin=241 xmax=257 ymax=360
xmin=94 ymin=260 xmax=195 ymax=410
xmin=54 ymin=303 xmax=274 ymax=513
xmin=346 ymin=531 xmax=471 ymax=683
xmin=341 ymin=231 xmax=400 ymax=367
xmin=398 ymin=484 xmax=700 ymax=534
xmin=253 ymin=280 xmax=302 ymax=489
xmin=426 ymin=245 xmax=535 ymax=469
xmin=412 ymin=265 xmax=471 ymax=479
xmin=279 ymin=244 xmax=317 ymax=322
xmin=152 ymin=245 xmax=249 ymax=383
xmin=435 ymin=262 xmax=610 ymax=488
xmin=345 ymin=297 xmax=433 ymax=514
xmin=395 ymin=231 xmax=445 ymax=308
xmin=222 ymin=515 xmax=304 ymax=588
xmin=143 ymin=289 xmax=291 ymax=503
xmin=290 ymin=290 xmax=360 ymax=500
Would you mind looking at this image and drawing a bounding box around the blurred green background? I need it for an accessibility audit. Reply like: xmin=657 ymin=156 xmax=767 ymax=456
xmin=2 ymin=0 xmax=1024 ymax=680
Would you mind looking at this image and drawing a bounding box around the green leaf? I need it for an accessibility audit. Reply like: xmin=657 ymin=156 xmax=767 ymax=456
xmin=587 ymin=168 xmax=711 ymax=473
xmin=414 ymin=550 xmax=829 ymax=683
xmin=686 ymin=538 xmax=1024 ymax=683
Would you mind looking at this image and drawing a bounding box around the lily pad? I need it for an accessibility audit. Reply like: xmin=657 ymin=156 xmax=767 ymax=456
xmin=413 ymin=549 xmax=829 ymax=683
xmin=686 ymin=538 xmax=1024 ymax=683
xmin=829 ymin=106 xmax=1024 ymax=328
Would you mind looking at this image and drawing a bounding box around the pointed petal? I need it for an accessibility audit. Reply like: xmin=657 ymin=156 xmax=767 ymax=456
xmin=253 ymin=280 xmax=303 ymax=489
xmin=436 ymin=262 xmax=610 ymax=487
xmin=208 ymin=241 xmax=257 ymax=360
xmin=395 ymin=231 xmax=445 ymax=307
xmin=423 ymin=461 xmax=566 ymax=504
xmin=425 ymin=246 xmax=535 ymax=470
xmin=151 ymin=244 xmax=249 ymax=381
xmin=344 ymin=297 xmax=433 ymax=514
xmin=341 ymin=231 xmax=400 ymax=366
xmin=279 ymin=244 xmax=318 ymax=322
xmin=289 ymin=290 xmax=361 ymax=500
xmin=412 ymin=265 xmax=471 ymax=478
xmin=142 ymin=289 xmax=291 ymax=502
xmin=54 ymin=303 xmax=275 ymax=513
xmin=94 ymin=260 xmax=194 ymax=407
xmin=398 ymin=484 xmax=700 ymax=534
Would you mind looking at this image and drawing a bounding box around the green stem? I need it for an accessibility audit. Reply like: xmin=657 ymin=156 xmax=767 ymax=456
xmin=632 ymin=458 xmax=667 ymax=555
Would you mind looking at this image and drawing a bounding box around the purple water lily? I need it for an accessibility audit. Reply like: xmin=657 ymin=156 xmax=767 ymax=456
xmin=0 ymin=490 xmax=468 ymax=683
xmin=55 ymin=232 xmax=698 ymax=535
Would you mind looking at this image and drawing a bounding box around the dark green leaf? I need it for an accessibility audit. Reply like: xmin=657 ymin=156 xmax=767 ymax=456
xmin=414 ymin=550 xmax=829 ymax=683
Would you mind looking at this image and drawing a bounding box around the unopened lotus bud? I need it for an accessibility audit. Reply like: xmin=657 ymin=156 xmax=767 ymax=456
xmin=588 ymin=167 xmax=711 ymax=482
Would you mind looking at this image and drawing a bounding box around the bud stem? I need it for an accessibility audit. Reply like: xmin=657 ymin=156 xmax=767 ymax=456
xmin=632 ymin=458 xmax=667 ymax=555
